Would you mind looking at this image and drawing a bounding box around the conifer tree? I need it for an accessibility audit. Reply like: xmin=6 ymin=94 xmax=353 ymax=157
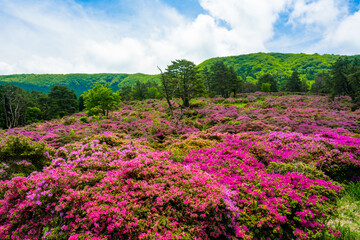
xmin=286 ymin=71 xmax=302 ymax=92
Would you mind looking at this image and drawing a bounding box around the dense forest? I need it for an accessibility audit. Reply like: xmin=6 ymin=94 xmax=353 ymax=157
xmin=199 ymin=53 xmax=350 ymax=88
xmin=0 ymin=73 xmax=159 ymax=97
xmin=1 ymin=53 xmax=359 ymax=96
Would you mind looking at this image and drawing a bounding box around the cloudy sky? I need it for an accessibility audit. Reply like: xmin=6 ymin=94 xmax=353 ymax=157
xmin=0 ymin=0 xmax=360 ymax=75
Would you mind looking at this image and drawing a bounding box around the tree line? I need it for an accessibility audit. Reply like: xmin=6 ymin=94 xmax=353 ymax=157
xmin=1 ymin=56 xmax=359 ymax=129
xmin=311 ymin=57 xmax=360 ymax=106
xmin=0 ymin=85 xmax=78 ymax=129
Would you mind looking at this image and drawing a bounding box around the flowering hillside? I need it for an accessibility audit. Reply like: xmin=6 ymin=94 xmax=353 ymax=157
xmin=0 ymin=93 xmax=359 ymax=239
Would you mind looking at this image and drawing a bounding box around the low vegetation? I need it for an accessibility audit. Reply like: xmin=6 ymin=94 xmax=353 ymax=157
xmin=0 ymin=93 xmax=359 ymax=239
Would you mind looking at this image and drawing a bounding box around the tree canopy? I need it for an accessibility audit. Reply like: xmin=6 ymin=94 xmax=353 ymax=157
xmin=206 ymin=61 xmax=243 ymax=97
xmin=47 ymin=85 xmax=78 ymax=119
xmin=285 ymin=71 xmax=302 ymax=92
xmin=82 ymin=83 xmax=120 ymax=116
xmin=256 ymin=73 xmax=278 ymax=92
xmin=164 ymin=59 xmax=204 ymax=108
xmin=1 ymin=53 xmax=359 ymax=96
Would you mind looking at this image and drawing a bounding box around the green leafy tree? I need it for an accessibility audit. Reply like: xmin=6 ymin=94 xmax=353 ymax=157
xmin=242 ymin=82 xmax=257 ymax=93
xmin=201 ymin=66 xmax=213 ymax=94
xmin=26 ymin=107 xmax=42 ymax=124
xmin=83 ymin=83 xmax=120 ymax=117
xmin=285 ymin=71 xmax=302 ymax=92
xmin=311 ymin=72 xmax=332 ymax=93
xmin=329 ymin=57 xmax=360 ymax=101
xmin=301 ymin=79 xmax=309 ymax=92
xmin=0 ymin=84 xmax=29 ymax=128
xmin=256 ymin=73 xmax=278 ymax=92
xmin=132 ymin=81 xmax=148 ymax=101
xmin=144 ymin=81 xmax=161 ymax=99
xmin=348 ymin=70 xmax=360 ymax=105
xmin=78 ymin=95 xmax=85 ymax=111
xmin=208 ymin=61 xmax=243 ymax=98
xmin=119 ymin=86 xmax=133 ymax=101
xmin=47 ymin=85 xmax=78 ymax=119
xmin=30 ymin=91 xmax=50 ymax=119
xmin=261 ymin=83 xmax=271 ymax=92
xmin=330 ymin=57 xmax=352 ymax=97
xmin=165 ymin=59 xmax=204 ymax=107
xmin=0 ymin=85 xmax=4 ymax=128
xmin=147 ymin=86 xmax=160 ymax=99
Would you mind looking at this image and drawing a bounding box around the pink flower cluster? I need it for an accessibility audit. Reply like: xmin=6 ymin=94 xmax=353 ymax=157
xmin=0 ymin=146 xmax=232 ymax=239
xmin=183 ymin=135 xmax=343 ymax=239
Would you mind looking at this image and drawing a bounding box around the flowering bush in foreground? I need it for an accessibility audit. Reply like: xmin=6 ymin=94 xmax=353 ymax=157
xmin=226 ymin=132 xmax=360 ymax=182
xmin=0 ymin=142 xmax=232 ymax=240
xmin=184 ymin=136 xmax=343 ymax=239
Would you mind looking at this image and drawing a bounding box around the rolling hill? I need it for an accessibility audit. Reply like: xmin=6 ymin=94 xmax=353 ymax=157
xmin=1 ymin=52 xmax=359 ymax=95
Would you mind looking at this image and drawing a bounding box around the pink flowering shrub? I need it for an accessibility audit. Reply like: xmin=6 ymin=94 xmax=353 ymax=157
xmin=228 ymin=132 xmax=360 ymax=182
xmin=0 ymin=148 xmax=233 ymax=239
xmin=183 ymin=136 xmax=343 ymax=239
xmin=0 ymin=93 xmax=359 ymax=239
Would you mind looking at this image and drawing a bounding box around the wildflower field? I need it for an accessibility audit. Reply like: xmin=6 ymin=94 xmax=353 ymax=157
xmin=0 ymin=93 xmax=360 ymax=239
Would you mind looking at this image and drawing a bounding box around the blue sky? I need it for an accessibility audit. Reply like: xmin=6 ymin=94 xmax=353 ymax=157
xmin=0 ymin=0 xmax=360 ymax=74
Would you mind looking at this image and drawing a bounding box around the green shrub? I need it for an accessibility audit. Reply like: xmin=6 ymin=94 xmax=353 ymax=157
xmin=80 ymin=116 xmax=89 ymax=123
xmin=167 ymin=138 xmax=216 ymax=157
xmin=319 ymin=151 xmax=360 ymax=183
xmin=0 ymin=135 xmax=54 ymax=179
xmin=267 ymin=161 xmax=331 ymax=181
xmin=63 ymin=117 xmax=76 ymax=126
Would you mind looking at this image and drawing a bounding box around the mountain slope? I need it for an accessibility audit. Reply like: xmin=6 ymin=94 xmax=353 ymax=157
xmin=1 ymin=52 xmax=359 ymax=95
xmin=0 ymin=73 xmax=160 ymax=96
xmin=198 ymin=52 xmax=359 ymax=87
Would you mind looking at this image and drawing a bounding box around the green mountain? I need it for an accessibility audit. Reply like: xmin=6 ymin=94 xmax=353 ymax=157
xmin=1 ymin=53 xmax=359 ymax=95
xmin=199 ymin=52 xmax=360 ymax=88
xmin=0 ymin=73 xmax=160 ymax=96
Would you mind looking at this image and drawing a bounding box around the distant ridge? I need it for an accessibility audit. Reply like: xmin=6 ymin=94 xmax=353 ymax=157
xmin=0 ymin=73 xmax=160 ymax=96
xmin=198 ymin=52 xmax=359 ymax=88
xmin=1 ymin=53 xmax=359 ymax=95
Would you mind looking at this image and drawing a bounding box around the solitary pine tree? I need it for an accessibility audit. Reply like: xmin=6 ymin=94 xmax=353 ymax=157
xmin=165 ymin=59 xmax=204 ymax=108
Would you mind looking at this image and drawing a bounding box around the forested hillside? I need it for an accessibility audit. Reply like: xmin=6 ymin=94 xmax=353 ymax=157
xmin=0 ymin=73 xmax=159 ymax=96
xmin=1 ymin=53 xmax=359 ymax=95
xmin=199 ymin=52 xmax=359 ymax=88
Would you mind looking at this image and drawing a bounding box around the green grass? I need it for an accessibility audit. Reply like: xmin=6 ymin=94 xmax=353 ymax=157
xmin=323 ymin=182 xmax=360 ymax=239
xmin=321 ymin=223 xmax=360 ymax=240
xmin=233 ymin=103 xmax=247 ymax=108
xmin=346 ymin=182 xmax=360 ymax=201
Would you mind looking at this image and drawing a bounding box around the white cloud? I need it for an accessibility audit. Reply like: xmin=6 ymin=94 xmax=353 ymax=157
xmin=316 ymin=10 xmax=360 ymax=54
xmin=0 ymin=0 xmax=359 ymax=75
xmin=200 ymin=0 xmax=290 ymax=41
xmin=0 ymin=62 xmax=14 ymax=74
xmin=289 ymin=0 xmax=347 ymax=28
